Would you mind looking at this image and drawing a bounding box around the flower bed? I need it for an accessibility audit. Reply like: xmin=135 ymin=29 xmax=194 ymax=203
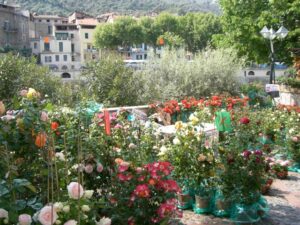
xmin=0 ymin=89 xmax=300 ymax=224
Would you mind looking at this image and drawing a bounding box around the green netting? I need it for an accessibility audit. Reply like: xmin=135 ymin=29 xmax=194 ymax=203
xmin=230 ymin=196 xmax=269 ymax=224
xmin=193 ymin=195 xmax=211 ymax=214
xmin=288 ymin=162 xmax=300 ymax=173
xmin=211 ymin=190 xmax=230 ymax=217
xmin=177 ymin=190 xmax=194 ymax=210
xmin=258 ymin=136 xmax=273 ymax=145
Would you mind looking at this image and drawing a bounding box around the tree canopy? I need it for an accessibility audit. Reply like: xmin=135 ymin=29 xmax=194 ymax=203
xmin=214 ymin=0 xmax=300 ymax=64
xmin=94 ymin=13 xmax=222 ymax=53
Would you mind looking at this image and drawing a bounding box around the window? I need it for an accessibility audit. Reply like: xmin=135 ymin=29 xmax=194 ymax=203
xmin=44 ymin=56 xmax=52 ymax=63
xmin=59 ymin=42 xmax=63 ymax=52
xmin=44 ymin=43 xmax=50 ymax=51
xmin=85 ymin=33 xmax=89 ymax=39
xmin=144 ymin=44 xmax=147 ymax=50
xmin=34 ymin=42 xmax=37 ymax=49
xmin=136 ymin=55 xmax=142 ymax=60
xmin=71 ymin=65 xmax=75 ymax=70
xmin=39 ymin=19 xmax=42 ymax=22
xmin=127 ymin=53 xmax=131 ymax=57
xmin=47 ymin=19 xmax=50 ymax=23
xmin=54 ymin=20 xmax=58 ymax=23
xmin=72 ymin=55 xmax=75 ymax=61
xmin=70 ymin=33 xmax=74 ymax=39
xmin=144 ymin=54 xmax=147 ymax=60
xmin=61 ymin=73 xmax=71 ymax=78
xmin=71 ymin=44 xmax=75 ymax=53
xmin=55 ymin=55 xmax=59 ymax=62
xmin=63 ymin=55 xmax=67 ymax=61
xmin=87 ymin=44 xmax=91 ymax=50
xmin=248 ymin=71 xmax=255 ymax=76
xmin=62 ymin=65 xmax=68 ymax=71
xmin=48 ymin=26 xmax=52 ymax=34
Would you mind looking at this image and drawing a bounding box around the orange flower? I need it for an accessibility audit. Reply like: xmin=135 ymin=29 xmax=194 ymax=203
xmin=148 ymin=178 xmax=156 ymax=186
xmin=35 ymin=132 xmax=47 ymax=148
xmin=115 ymin=158 xmax=123 ymax=165
xmin=51 ymin=121 xmax=59 ymax=131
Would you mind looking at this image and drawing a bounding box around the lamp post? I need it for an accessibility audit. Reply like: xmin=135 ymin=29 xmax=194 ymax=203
xmin=260 ymin=26 xmax=289 ymax=84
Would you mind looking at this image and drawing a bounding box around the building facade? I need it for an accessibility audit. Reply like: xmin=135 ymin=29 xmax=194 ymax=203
xmin=0 ymin=3 xmax=30 ymax=54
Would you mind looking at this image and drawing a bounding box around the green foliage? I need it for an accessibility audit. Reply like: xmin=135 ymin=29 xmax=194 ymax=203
xmin=0 ymin=54 xmax=64 ymax=103
xmin=215 ymin=0 xmax=300 ymax=64
xmin=82 ymin=54 xmax=143 ymax=106
xmin=94 ymin=13 xmax=222 ymax=53
xmin=137 ymin=48 xmax=244 ymax=102
xmin=179 ymin=13 xmax=222 ymax=52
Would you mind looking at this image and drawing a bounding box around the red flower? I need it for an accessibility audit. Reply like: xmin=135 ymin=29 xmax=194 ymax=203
xmin=240 ymin=117 xmax=250 ymax=124
xmin=51 ymin=121 xmax=59 ymax=131
xmin=133 ymin=184 xmax=151 ymax=198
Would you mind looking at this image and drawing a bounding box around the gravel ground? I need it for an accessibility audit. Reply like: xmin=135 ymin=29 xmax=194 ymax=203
xmin=173 ymin=172 xmax=300 ymax=225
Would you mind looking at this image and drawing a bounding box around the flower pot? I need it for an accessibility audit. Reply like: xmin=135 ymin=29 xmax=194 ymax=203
xmin=216 ymin=199 xmax=229 ymax=211
xmin=193 ymin=195 xmax=211 ymax=214
xmin=177 ymin=193 xmax=192 ymax=209
xmin=276 ymin=170 xmax=288 ymax=179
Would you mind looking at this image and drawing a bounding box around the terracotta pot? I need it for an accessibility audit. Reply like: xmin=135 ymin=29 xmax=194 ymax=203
xmin=276 ymin=171 xmax=288 ymax=179
xmin=216 ymin=199 xmax=229 ymax=211
xmin=177 ymin=193 xmax=191 ymax=206
xmin=195 ymin=195 xmax=210 ymax=209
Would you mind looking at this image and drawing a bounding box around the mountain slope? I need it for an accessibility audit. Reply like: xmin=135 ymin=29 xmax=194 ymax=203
xmin=9 ymin=0 xmax=219 ymax=16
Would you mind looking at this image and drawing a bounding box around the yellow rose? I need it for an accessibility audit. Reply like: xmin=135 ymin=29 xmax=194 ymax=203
xmin=175 ymin=121 xmax=183 ymax=130
xmin=0 ymin=101 xmax=5 ymax=116
xmin=27 ymin=88 xmax=38 ymax=99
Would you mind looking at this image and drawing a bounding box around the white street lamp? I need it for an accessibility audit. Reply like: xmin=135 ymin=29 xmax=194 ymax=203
xmin=260 ymin=25 xmax=289 ymax=84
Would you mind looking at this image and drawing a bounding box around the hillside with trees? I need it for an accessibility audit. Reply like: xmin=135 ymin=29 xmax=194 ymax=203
xmin=11 ymin=0 xmax=220 ymax=15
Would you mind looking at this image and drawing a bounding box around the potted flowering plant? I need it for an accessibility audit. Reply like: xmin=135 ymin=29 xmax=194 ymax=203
xmin=104 ymin=160 xmax=181 ymax=224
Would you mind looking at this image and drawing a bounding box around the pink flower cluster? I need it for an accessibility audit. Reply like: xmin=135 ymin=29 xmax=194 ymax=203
xmin=157 ymin=198 xmax=182 ymax=220
xmin=144 ymin=161 xmax=173 ymax=179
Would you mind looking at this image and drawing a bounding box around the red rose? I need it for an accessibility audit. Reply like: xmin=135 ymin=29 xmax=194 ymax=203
xmin=240 ymin=117 xmax=250 ymax=124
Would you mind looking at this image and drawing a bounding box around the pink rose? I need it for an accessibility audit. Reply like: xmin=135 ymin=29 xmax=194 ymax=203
xmin=96 ymin=163 xmax=104 ymax=173
xmin=40 ymin=111 xmax=49 ymax=122
xmin=114 ymin=124 xmax=122 ymax=129
xmin=118 ymin=161 xmax=130 ymax=172
xmin=84 ymin=164 xmax=94 ymax=174
xmin=64 ymin=220 xmax=77 ymax=225
xmin=291 ymin=136 xmax=299 ymax=143
xmin=20 ymin=90 xmax=28 ymax=97
xmin=19 ymin=214 xmax=32 ymax=225
xmin=38 ymin=206 xmax=58 ymax=225
xmin=136 ymin=167 xmax=143 ymax=174
xmin=67 ymin=182 xmax=84 ymax=199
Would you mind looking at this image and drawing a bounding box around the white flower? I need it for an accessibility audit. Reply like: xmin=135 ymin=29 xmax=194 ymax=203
xmin=0 ymin=209 xmax=8 ymax=218
xmin=81 ymin=205 xmax=90 ymax=212
xmin=289 ymin=128 xmax=295 ymax=134
xmin=67 ymin=182 xmax=84 ymax=199
xmin=128 ymin=143 xmax=137 ymax=149
xmin=55 ymin=220 xmax=61 ymax=225
xmin=172 ymin=138 xmax=181 ymax=145
xmin=96 ymin=217 xmax=111 ymax=225
xmin=157 ymin=146 xmax=168 ymax=156
xmin=62 ymin=205 xmax=70 ymax=213
xmin=53 ymin=202 xmax=63 ymax=212
xmin=64 ymin=220 xmax=77 ymax=225
xmin=38 ymin=206 xmax=58 ymax=225
xmin=55 ymin=152 xmax=65 ymax=161
xmin=84 ymin=190 xmax=94 ymax=199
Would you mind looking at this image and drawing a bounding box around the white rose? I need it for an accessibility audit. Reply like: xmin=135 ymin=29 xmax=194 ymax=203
xmin=53 ymin=202 xmax=63 ymax=212
xmin=81 ymin=205 xmax=90 ymax=212
xmin=84 ymin=190 xmax=94 ymax=199
xmin=0 ymin=209 xmax=8 ymax=219
xmin=62 ymin=205 xmax=70 ymax=213
xmin=18 ymin=214 xmax=32 ymax=225
xmin=172 ymin=138 xmax=181 ymax=145
xmin=55 ymin=152 xmax=65 ymax=161
xmin=96 ymin=217 xmax=111 ymax=225
xmin=64 ymin=220 xmax=77 ymax=225
xmin=157 ymin=146 xmax=168 ymax=156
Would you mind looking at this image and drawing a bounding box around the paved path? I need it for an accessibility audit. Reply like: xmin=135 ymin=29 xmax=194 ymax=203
xmin=175 ymin=172 xmax=300 ymax=225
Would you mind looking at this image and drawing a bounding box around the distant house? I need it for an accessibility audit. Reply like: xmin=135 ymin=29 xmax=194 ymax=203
xmin=0 ymin=2 xmax=31 ymax=55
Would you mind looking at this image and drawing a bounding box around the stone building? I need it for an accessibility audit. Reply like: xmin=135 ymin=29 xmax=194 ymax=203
xmin=0 ymin=2 xmax=30 ymax=53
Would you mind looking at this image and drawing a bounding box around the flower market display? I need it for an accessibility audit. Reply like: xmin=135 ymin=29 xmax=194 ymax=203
xmin=0 ymin=88 xmax=300 ymax=225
